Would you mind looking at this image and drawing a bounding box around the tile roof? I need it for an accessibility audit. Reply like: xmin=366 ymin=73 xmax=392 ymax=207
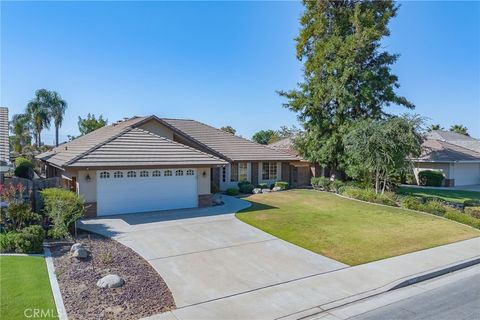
xmin=415 ymin=139 xmax=480 ymax=162
xmin=426 ymin=130 xmax=480 ymax=153
xmin=268 ymin=137 xmax=300 ymax=157
xmin=37 ymin=117 xmax=227 ymax=168
xmin=160 ymin=118 xmax=298 ymax=162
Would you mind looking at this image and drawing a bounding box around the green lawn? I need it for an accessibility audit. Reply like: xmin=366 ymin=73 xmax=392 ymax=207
xmin=236 ymin=190 xmax=479 ymax=265
xmin=397 ymin=186 xmax=480 ymax=204
xmin=0 ymin=256 xmax=57 ymax=319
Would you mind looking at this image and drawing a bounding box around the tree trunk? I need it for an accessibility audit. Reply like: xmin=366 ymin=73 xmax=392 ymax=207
xmin=375 ymin=169 xmax=380 ymax=194
xmin=381 ymin=173 xmax=387 ymax=194
xmin=55 ymin=125 xmax=59 ymax=147
xmin=37 ymin=130 xmax=41 ymax=147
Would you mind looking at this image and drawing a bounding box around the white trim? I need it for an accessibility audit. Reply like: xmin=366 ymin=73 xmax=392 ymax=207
xmin=44 ymin=247 xmax=68 ymax=320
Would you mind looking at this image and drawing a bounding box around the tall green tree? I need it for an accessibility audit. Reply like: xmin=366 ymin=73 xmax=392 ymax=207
xmin=252 ymin=129 xmax=278 ymax=145
xmin=220 ymin=126 xmax=236 ymax=135
xmin=78 ymin=113 xmax=107 ymax=135
xmin=26 ymin=89 xmax=51 ymax=147
xmin=449 ymin=124 xmax=469 ymax=136
xmin=343 ymin=115 xmax=423 ymax=193
xmin=427 ymin=124 xmax=444 ymax=132
xmin=278 ymin=1 xmax=414 ymax=173
xmin=10 ymin=113 xmax=32 ymax=152
xmin=47 ymin=91 xmax=68 ymax=146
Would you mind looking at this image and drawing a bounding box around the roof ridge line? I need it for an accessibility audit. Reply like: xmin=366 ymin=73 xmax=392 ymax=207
xmin=133 ymin=127 xmax=227 ymax=163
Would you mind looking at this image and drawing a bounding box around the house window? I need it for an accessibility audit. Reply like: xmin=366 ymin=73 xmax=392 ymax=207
xmin=262 ymin=162 xmax=277 ymax=180
xmin=222 ymin=167 xmax=226 ymax=182
xmin=113 ymin=171 xmax=123 ymax=178
xmin=230 ymin=163 xmax=238 ymax=182
xmin=164 ymin=170 xmax=173 ymax=176
xmin=239 ymin=163 xmax=248 ymax=182
xmin=152 ymin=170 xmax=161 ymax=177
xmin=175 ymin=170 xmax=184 ymax=176
xmin=186 ymin=169 xmax=194 ymax=176
xmin=127 ymin=171 xmax=136 ymax=178
xmin=100 ymin=171 xmax=110 ymax=179
xmin=140 ymin=170 xmax=149 ymax=177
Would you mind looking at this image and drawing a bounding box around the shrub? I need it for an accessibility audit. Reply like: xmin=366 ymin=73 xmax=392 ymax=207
xmin=225 ymin=188 xmax=239 ymax=196
xmin=311 ymin=177 xmax=331 ymax=190
xmin=464 ymin=199 xmax=480 ymax=207
xmin=0 ymin=232 xmax=18 ymax=253
xmin=14 ymin=225 xmax=45 ymax=253
xmin=401 ymin=196 xmax=422 ymax=211
xmin=342 ymin=187 xmax=397 ymax=206
xmin=257 ymin=183 xmax=268 ymax=189
xmin=330 ymin=180 xmax=345 ymax=193
xmin=444 ymin=211 xmax=480 ymax=229
xmin=465 ymin=207 xmax=480 ymax=219
xmin=421 ymin=200 xmax=447 ymax=216
xmin=1 ymin=203 xmax=41 ymax=232
xmin=417 ymin=170 xmax=444 ymax=187
xmin=274 ymin=181 xmax=289 ymax=190
xmin=238 ymin=181 xmax=254 ymax=194
xmin=211 ymin=182 xmax=219 ymax=194
xmin=401 ymin=196 xmax=447 ymax=216
xmin=14 ymin=157 xmax=34 ymax=179
xmin=41 ymin=188 xmax=84 ymax=239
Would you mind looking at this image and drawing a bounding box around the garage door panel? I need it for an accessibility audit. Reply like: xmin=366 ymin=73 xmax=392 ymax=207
xmin=97 ymin=169 xmax=198 ymax=216
xmin=454 ymin=164 xmax=480 ymax=186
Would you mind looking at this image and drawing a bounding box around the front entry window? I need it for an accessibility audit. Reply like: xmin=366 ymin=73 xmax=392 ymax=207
xmin=230 ymin=163 xmax=238 ymax=182
xmin=239 ymin=163 xmax=248 ymax=182
xmin=262 ymin=162 xmax=277 ymax=180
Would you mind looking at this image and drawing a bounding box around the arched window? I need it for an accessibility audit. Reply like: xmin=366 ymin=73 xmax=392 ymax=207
xmin=127 ymin=171 xmax=136 ymax=178
xmin=164 ymin=170 xmax=172 ymax=177
xmin=175 ymin=170 xmax=184 ymax=176
xmin=140 ymin=170 xmax=149 ymax=177
xmin=152 ymin=170 xmax=161 ymax=177
xmin=186 ymin=169 xmax=194 ymax=176
xmin=113 ymin=171 xmax=123 ymax=178
xmin=100 ymin=171 xmax=110 ymax=179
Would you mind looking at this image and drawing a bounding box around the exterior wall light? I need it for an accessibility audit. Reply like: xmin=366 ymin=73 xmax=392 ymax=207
xmin=85 ymin=173 xmax=91 ymax=182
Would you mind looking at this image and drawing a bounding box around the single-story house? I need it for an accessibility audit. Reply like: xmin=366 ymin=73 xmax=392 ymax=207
xmin=412 ymin=130 xmax=480 ymax=187
xmin=37 ymin=116 xmax=312 ymax=216
xmin=268 ymin=137 xmax=322 ymax=186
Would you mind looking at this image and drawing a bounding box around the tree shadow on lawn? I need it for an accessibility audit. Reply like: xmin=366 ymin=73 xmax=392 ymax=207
xmin=238 ymin=201 xmax=278 ymax=213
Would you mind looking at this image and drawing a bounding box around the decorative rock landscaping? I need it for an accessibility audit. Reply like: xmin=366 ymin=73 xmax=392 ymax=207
xmin=51 ymin=232 xmax=175 ymax=319
xmin=96 ymin=274 xmax=125 ymax=288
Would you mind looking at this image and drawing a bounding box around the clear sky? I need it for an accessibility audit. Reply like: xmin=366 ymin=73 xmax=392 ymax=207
xmin=1 ymin=1 xmax=479 ymax=144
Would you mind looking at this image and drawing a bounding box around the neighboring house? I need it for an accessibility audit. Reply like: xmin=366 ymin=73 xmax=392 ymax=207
xmin=412 ymin=130 xmax=480 ymax=186
xmin=269 ymin=137 xmax=323 ymax=186
xmin=0 ymin=107 xmax=8 ymax=164
xmin=37 ymin=116 xmax=305 ymax=216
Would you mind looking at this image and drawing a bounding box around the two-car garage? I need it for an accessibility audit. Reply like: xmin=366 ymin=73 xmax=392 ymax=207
xmin=96 ymin=168 xmax=198 ymax=216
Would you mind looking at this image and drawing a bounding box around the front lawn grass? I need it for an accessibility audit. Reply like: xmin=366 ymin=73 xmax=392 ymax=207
xmin=397 ymin=186 xmax=480 ymax=204
xmin=236 ymin=190 xmax=479 ymax=265
xmin=0 ymin=256 xmax=57 ymax=319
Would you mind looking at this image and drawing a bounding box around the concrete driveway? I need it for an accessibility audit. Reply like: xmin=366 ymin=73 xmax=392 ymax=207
xmin=78 ymin=196 xmax=347 ymax=308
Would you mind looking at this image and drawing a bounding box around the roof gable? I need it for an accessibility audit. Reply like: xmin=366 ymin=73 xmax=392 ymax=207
xmin=160 ymin=119 xmax=298 ymax=161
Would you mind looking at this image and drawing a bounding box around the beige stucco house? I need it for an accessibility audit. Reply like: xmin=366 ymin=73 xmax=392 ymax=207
xmin=37 ymin=116 xmax=306 ymax=216
xmin=412 ymin=131 xmax=480 ymax=187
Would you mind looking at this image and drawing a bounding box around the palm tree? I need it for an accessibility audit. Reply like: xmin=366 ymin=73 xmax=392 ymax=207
xmin=449 ymin=124 xmax=469 ymax=136
xmin=26 ymin=89 xmax=51 ymax=146
xmin=427 ymin=124 xmax=443 ymax=132
xmin=47 ymin=91 xmax=68 ymax=146
xmin=10 ymin=113 xmax=32 ymax=152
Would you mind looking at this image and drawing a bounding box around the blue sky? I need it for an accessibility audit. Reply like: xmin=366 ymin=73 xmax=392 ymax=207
xmin=1 ymin=1 xmax=479 ymax=144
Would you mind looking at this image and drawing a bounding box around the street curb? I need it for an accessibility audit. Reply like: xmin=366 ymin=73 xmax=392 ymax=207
xmin=282 ymin=256 xmax=480 ymax=320
xmin=44 ymin=247 xmax=68 ymax=320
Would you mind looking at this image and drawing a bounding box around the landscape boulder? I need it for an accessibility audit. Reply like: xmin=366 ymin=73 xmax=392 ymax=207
xmin=272 ymin=187 xmax=283 ymax=192
xmin=70 ymin=243 xmax=84 ymax=253
xmin=96 ymin=274 xmax=125 ymax=288
xmin=261 ymin=189 xmax=271 ymax=193
xmin=252 ymin=188 xmax=262 ymax=194
xmin=212 ymin=193 xmax=223 ymax=205
xmin=72 ymin=247 xmax=89 ymax=259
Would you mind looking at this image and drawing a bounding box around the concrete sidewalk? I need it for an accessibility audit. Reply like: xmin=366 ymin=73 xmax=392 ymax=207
xmin=146 ymin=237 xmax=480 ymax=320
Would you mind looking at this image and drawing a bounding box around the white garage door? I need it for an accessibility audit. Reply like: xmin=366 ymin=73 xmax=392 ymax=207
xmin=97 ymin=168 xmax=197 ymax=216
xmin=454 ymin=163 xmax=480 ymax=186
